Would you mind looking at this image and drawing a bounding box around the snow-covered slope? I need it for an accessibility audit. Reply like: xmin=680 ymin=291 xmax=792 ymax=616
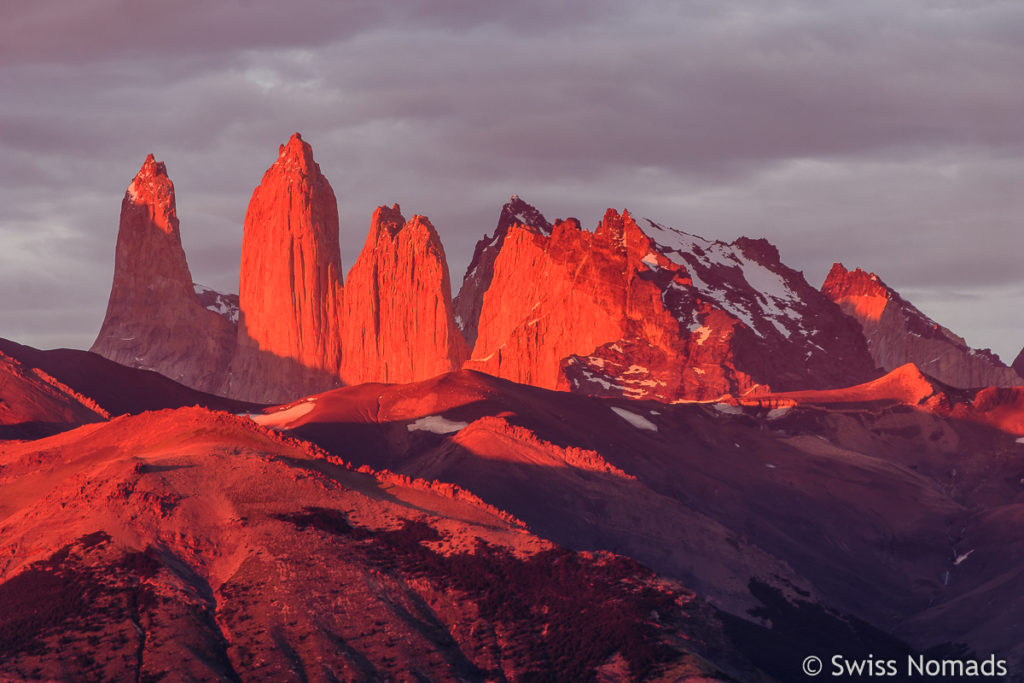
xmin=465 ymin=208 xmax=878 ymax=401
xmin=193 ymin=283 xmax=239 ymax=325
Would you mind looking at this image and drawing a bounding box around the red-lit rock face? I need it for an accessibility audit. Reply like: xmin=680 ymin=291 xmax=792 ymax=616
xmin=340 ymin=205 xmax=467 ymax=385
xmin=463 ymin=207 xmax=877 ymax=400
xmin=225 ymin=133 xmax=345 ymax=403
xmin=90 ymin=155 xmax=235 ymax=394
xmin=0 ymin=350 xmax=107 ymax=438
xmin=453 ymin=195 xmax=553 ymax=348
xmin=823 ymin=263 xmax=1022 ymax=388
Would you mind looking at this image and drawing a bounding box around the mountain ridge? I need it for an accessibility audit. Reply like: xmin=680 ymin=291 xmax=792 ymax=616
xmin=88 ymin=133 xmax=1018 ymax=410
xmin=822 ymin=262 xmax=1022 ymax=389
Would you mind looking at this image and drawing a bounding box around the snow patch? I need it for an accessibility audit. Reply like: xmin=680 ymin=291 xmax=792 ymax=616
xmin=407 ymin=415 xmax=469 ymax=434
xmin=766 ymin=406 xmax=792 ymax=420
xmin=643 ymin=219 xmax=808 ymax=340
xmin=581 ymin=373 xmax=621 ymax=392
xmin=739 ymin=260 xmax=799 ymax=305
xmin=250 ymin=401 xmax=316 ymax=428
xmin=610 ymin=406 xmax=658 ymax=432
xmin=953 ymin=549 xmax=974 ymax=566
xmin=194 ymin=283 xmax=240 ymax=324
xmin=713 ymin=403 xmax=743 ymax=415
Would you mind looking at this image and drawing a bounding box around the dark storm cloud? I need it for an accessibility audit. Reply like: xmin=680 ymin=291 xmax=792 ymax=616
xmin=1 ymin=0 xmax=1022 ymax=359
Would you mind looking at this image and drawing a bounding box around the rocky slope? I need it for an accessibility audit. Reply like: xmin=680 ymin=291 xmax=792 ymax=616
xmin=0 ymin=337 xmax=259 ymax=419
xmin=0 ymin=349 xmax=107 ymax=439
xmin=463 ymin=208 xmax=878 ymax=400
xmin=90 ymin=155 xmax=236 ymax=394
xmin=4 ymin=330 xmax=1024 ymax=678
xmin=224 ymin=133 xmax=345 ymax=404
xmin=822 ymin=263 xmax=1022 ymax=389
xmin=271 ymin=367 xmax=1024 ymax=676
xmin=340 ymin=205 xmax=467 ymax=385
xmin=0 ymin=406 xmax=762 ymax=682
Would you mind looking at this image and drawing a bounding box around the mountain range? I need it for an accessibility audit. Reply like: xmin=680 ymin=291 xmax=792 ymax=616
xmin=2 ymin=133 xmax=1022 ymax=681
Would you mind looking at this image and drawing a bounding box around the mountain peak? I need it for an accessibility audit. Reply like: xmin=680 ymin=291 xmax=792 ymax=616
xmin=454 ymin=196 xmax=553 ymax=346
xmin=125 ymin=155 xmax=174 ymax=232
xmin=276 ymin=132 xmax=317 ymax=174
xmin=138 ymin=153 xmax=166 ymax=177
xmin=823 ymin=263 xmax=1022 ymax=388
xmin=371 ymin=203 xmax=406 ymax=238
xmin=498 ymin=195 xmax=552 ymax=236
xmin=594 ymin=208 xmax=650 ymax=256
xmin=734 ymin=236 xmax=782 ymax=266
xmin=341 ymin=209 xmax=466 ymax=385
xmin=822 ymin=262 xmax=890 ymax=302
xmin=92 ymin=156 xmax=236 ymax=393
xmin=407 ymin=213 xmax=436 ymax=236
xmin=226 ymin=134 xmax=344 ymax=402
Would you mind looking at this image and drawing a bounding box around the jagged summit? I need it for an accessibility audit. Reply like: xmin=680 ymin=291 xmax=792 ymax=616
xmin=454 ymin=195 xmax=552 ymax=346
xmin=90 ymin=156 xmax=235 ymax=393
xmin=137 ymin=153 xmax=163 ymax=174
xmin=275 ymin=131 xmax=318 ymax=174
xmin=467 ymin=208 xmax=877 ymax=400
xmin=90 ymin=136 xmax=1014 ymax=407
xmin=341 ymin=205 xmax=467 ymax=385
xmin=371 ymin=203 xmax=405 ymax=237
xmin=132 ymin=153 xmax=166 ymax=184
xmin=123 ymin=154 xmax=174 ymax=228
xmin=823 ymin=262 xmax=1022 ymax=388
xmin=497 ymin=194 xmax=552 ymax=236
xmin=224 ymin=133 xmax=344 ymax=403
xmin=593 ymin=207 xmax=649 ymax=254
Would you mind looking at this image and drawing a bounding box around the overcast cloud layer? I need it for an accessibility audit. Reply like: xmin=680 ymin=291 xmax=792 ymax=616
xmin=1 ymin=0 xmax=1021 ymax=361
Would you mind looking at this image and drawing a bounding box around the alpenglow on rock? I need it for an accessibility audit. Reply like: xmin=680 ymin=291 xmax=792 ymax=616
xmin=91 ymin=155 xmax=235 ymax=394
xmin=340 ymin=204 xmax=467 ymax=385
xmin=822 ymin=263 xmax=1023 ymax=389
xmin=461 ymin=207 xmax=878 ymax=401
xmin=453 ymin=195 xmax=553 ymax=348
xmin=224 ymin=133 xmax=345 ymax=403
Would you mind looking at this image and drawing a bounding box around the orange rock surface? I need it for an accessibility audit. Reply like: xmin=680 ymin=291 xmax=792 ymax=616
xmin=464 ymin=208 xmax=875 ymax=400
xmin=465 ymin=209 xmax=723 ymax=396
xmin=340 ymin=205 xmax=467 ymax=384
xmin=90 ymin=155 xmax=235 ymax=394
xmin=453 ymin=195 xmax=553 ymax=348
xmin=225 ymin=133 xmax=345 ymax=402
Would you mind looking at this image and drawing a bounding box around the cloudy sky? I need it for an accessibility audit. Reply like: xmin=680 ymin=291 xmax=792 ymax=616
xmin=1 ymin=0 xmax=1022 ymax=361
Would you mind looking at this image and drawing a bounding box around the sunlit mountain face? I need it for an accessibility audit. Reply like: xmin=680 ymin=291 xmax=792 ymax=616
xmin=0 ymin=133 xmax=1021 ymax=681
